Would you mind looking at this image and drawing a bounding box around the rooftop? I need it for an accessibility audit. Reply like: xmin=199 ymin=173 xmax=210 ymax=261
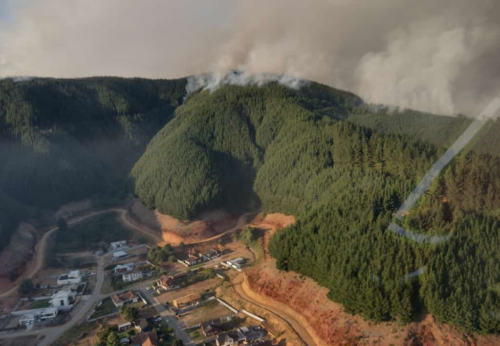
xmin=112 ymin=291 xmax=138 ymax=305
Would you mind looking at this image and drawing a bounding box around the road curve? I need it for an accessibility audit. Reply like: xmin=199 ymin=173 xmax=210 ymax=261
xmin=230 ymin=277 xmax=316 ymax=346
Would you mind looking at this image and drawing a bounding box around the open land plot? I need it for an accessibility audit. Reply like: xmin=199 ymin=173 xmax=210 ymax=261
xmin=156 ymin=277 xmax=221 ymax=304
xmin=180 ymin=299 xmax=234 ymax=327
xmin=52 ymin=213 xmax=133 ymax=254
xmin=89 ymin=297 xmax=118 ymax=319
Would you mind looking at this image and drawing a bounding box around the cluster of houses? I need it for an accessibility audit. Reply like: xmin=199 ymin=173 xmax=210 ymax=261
xmin=199 ymin=319 xmax=270 ymax=346
xmin=114 ymin=262 xmax=154 ymax=283
xmin=220 ymin=258 xmax=244 ymax=272
xmin=117 ymin=315 xmax=164 ymax=346
xmin=16 ymin=285 xmax=80 ymax=326
xmin=179 ymin=248 xmax=221 ymax=267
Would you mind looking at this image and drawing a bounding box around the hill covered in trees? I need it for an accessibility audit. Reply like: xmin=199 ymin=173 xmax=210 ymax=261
xmin=0 ymin=77 xmax=186 ymax=250
xmin=2 ymin=76 xmax=499 ymax=334
xmin=132 ymin=82 xmax=500 ymax=334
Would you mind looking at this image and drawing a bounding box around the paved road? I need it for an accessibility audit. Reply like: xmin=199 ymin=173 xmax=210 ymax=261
xmin=0 ymin=209 xmax=257 ymax=345
xmin=141 ymin=289 xmax=192 ymax=345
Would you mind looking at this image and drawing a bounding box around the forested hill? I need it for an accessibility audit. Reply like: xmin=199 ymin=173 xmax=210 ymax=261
xmin=0 ymin=77 xmax=187 ymax=250
xmin=132 ymin=82 xmax=500 ymax=334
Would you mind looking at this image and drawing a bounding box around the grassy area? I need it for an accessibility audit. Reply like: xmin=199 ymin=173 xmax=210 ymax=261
xmin=30 ymin=299 xmax=51 ymax=309
xmin=54 ymin=213 xmax=133 ymax=253
xmin=91 ymin=297 xmax=117 ymax=319
xmin=233 ymin=227 xmax=264 ymax=262
xmin=187 ymin=328 xmax=204 ymax=341
xmin=180 ymin=300 xmax=232 ymax=327
xmin=51 ymin=321 xmax=98 ymax=346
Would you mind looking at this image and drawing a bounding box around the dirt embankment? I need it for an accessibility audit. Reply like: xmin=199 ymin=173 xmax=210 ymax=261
xmin=128 ymin=199 xmax=238 ymax=244
xmin=244 ymin=215 xmax=500 ymax=346
xmin=0 ymin=223 xmax=37 ymax=282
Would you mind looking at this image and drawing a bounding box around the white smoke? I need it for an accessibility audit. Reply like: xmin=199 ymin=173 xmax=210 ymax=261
xmin=0 ymin=0 xmax=499 ymax=116
xmin=185 ymin=71 xmax=307 ymax=96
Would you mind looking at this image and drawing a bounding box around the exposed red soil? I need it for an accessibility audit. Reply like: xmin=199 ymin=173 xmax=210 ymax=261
xmin=129 ymin=199 xmax=238 ymax=244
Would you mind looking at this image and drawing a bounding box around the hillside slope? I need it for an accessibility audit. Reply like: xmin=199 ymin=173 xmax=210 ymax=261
xmin=0 ymin=77 xmax=186 ymax=250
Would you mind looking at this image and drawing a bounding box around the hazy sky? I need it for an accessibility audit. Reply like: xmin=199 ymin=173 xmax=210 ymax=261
xmin=0 ymin=0 xmax=499 ymax=116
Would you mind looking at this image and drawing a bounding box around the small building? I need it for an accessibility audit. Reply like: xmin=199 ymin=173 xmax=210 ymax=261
xmin=202 ymin=249 xmax=221 ymax=261
xmin=172 ymin=293 xmax=201 ymax=310
xmin=118 ymin=322 xmax=133 ymax=332
xmin=182 ymin=256 xmax=200 ymax=267
xmin=216 ymin=332 xmax=244 ymax=346
xmin=123 ymin=268 xmax=144 ymax=283
xmin=238 ymin=326 xmax=268 ymax=343
xmin=57 ymin=270 xmax=82 ymax=285
xmin=135 ymin=318 xmax=154 ymax=333
xmin=112 ymin=291 xmax=139 ymax=308
xmin=223 ymin=258 xmax=244 ymax=272
xmin=157 ymin=272 xmax=187 ymax=290
xmin=131 ymin=331 xmax=158 ymax=346
xmin=114 ymin=251 xmax=129 ymax=260
xmin=115 ymin=263 xmax=134 ymax=274
xmin=18 ymin=307 xmax=59 ymax=326
xmin=110 ymin=241 xmax=128 ymax=252
xmin=51 ymin=290 xmax=77 ymax=310
xmin=201 ymin=318 xmax=223 ymax=337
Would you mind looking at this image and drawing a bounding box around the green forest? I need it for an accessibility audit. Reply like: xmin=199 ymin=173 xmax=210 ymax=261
xmin=1 ymin=77 xmax=500 ymax=333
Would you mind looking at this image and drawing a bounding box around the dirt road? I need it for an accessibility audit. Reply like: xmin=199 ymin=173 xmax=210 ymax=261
xmin=230 ymin=277 xmax=316 ymax=346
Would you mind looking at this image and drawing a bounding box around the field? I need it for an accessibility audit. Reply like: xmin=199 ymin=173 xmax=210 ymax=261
xmin=180 ymin=299 xmax=233 ymax=327
xmin=52 ymin=213 xmax=133 ymax=253
xmin=90 ymin=297 xmax=117 ymax=319
xmin=156 ymin=277 xmax=221 ymax=304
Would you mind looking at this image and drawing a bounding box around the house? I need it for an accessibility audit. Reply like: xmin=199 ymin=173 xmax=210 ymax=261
xmin=238 ymin=326 xmax=268 ymax=343
xmin=112 ymin=291 xmax=139 ymax=308
xmin=18 ymin=307 xmax=59 ymax=326
xmin=202 ymin=249 xmax=221 ymax=261
xmin=50 ymin=290 xmax=77 ymax=310
xmin=131 ymin=331 xmax=158 ymax=346
xmin=222 ymin=258 xmax=244 ymax=271
xmin=118 ymin=322 xmax=133 ymax=332
xmin=110 ymin=241 xmax=128 ymax=251
xmin=57 ymin=270 xmax=82 ymax=285
xmin=182 ymin=256 xmax=200 ymax=267
xmin=122 ymin=268 xmax=144 ymax=283
xmin=157 ymin=272 xmax=187 ymax=290
xmin=115 ymin=263 xmax=134 ymax=274
xmin=172 ymin=293 xmax=202 ymax=310
xmin=216 ymin=332 xmax=244 ymax=346
xmin=201 ymin=318 xmax=223 ymax=337
xmin=114 ymin=251 xmax=129 ymax=260
xmin=135 ymin=318 xmax=154 ymax=333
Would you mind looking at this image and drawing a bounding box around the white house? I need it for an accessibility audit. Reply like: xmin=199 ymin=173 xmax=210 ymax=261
xmin=57 ymin=270 xmax=82 ymax=285
xmin=113 ymin=251 xmax=129 ymax=260
xmin=223 ymin=258 xmax=244 ymax=271
xmin=114 ymin=263 xmax=134 ymax=274
xmin=110 ymin=241 xmax=128 ymax=252
xmin=122 ymin=270 xmax=144 ymax=283
xmin=18 ymin=307 xmax=59 ymax=326
xmin=50 ymin=290 xmax=77 ymax=310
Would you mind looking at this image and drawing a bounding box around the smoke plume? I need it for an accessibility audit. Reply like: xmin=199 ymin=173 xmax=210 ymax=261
xmin=0 ymin=0 xmax=499 ymax=116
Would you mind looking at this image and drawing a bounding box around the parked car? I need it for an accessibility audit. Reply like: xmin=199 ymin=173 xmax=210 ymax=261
xmin=146 ymin=286 xmax=153 ymax=291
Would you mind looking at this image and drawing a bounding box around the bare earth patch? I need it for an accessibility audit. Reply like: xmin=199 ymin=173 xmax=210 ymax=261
xmin=156 ymin=277 xmax=221 ymax=304
xmin=180 ymin=299 xmax=233 ymax=327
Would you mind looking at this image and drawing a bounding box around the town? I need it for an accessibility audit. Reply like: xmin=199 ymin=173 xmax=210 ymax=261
xmin=0 ymin=219 xmax=279 ymax=346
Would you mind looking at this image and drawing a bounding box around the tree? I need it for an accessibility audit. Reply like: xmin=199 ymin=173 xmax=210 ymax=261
xmin=120 ymin=306 xmax=138 ymax=322
xmin=18 ymin=279 xmax=34 ymax=295
xmin=173 ymin=339 xmax=184 ymax=346
xmin=106 ymin=331 xmax=120 ymax=346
